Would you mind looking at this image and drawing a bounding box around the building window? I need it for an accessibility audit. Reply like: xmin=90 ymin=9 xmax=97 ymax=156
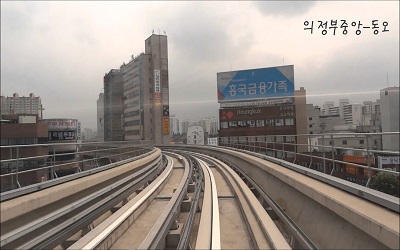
xmin=275 ymin=119 xmax=284 ymax=126
xmin=229 ymin=121 xmax=237 ymax=127
xmin=256 ymin=120 xmax=264 ymax=127
xmin=309 ymin=124 xmax=312 ymax=128
xmin=247 ymin=120 xmax=255 ymax=127
xmin=266 ymin=119 xmax=274 ymax=126
xmin=360 ymin=140 xmax=364 ymax=144
xmin=285 ymin=118 xmax=294 ymax=126
xmin=309 ymin=117 xmax=312 ymax=120
xmin=343 ymin=140 xmax=347 ymax=145
xmin=329 ymin=141 xmax=333 ymax=145
xmin=221 ymin=122 xmax=228 ymax=129
xmin=238 ymin=121 xmax=246 ymax=127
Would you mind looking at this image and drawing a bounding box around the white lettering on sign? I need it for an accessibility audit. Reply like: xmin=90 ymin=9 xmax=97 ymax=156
xmin=154 ymin=69 xmax=161 ymax=93
xmin=236 ymin=109 xmax=262 ymax=116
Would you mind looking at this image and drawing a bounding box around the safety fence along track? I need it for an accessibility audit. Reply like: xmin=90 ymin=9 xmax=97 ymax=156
xmin=0 ymin=149 xmax=163 ymax=249
xmin=161 ymin=145 xmax=399 ymax=250
xmin=69 ymin=151 xmax=196 ymax=249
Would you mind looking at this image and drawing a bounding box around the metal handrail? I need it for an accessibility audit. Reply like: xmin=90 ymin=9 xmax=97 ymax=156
xmin=217 ymin=132 xmax=399 ymax=187
xmin=1 ymin=140 xmax=155 ymax=192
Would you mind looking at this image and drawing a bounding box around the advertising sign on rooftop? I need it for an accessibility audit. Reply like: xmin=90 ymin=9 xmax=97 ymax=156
xmin=217 ymin=65 xmax=294 ymax=103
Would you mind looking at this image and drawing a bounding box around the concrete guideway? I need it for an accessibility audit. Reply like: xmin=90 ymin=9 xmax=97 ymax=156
xmin=0 ymin=149 xmax=163 ymax=249
xmin=69 ymin=155 xmax=175 ymax=249
xmin=193 ymin=153 xmax=291 ymax=250
xmin=169 ymin=145 xmax=400 ymax=250
xmin=195 ymin=157 xmax=221 ymax=250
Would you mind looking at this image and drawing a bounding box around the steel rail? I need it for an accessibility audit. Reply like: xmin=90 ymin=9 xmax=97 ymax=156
xmin=195 ymin=157 xmax=221 ymax=250
xmin=216 ymin=156 xmax=318 ymax=250
xmin=0 ymin=148 xmax=157 ymax=202
xmin=0 ymin=155 xmax=164 ymax=249
xmin=68 ymin=155 xmax=174 ymax=249
xmin=193 ymin=152 xmax=291 ymax=250
xmin=176 ymin=153 xmax=204 ymax=250
xmin=138 ymin=151 xmax=192 ymax=249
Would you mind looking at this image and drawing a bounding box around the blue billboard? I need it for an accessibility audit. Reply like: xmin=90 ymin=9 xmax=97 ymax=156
xmin=217 ymin=65 xmax=294 ymax=103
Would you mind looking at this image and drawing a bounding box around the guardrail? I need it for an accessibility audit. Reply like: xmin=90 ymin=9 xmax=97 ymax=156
xmin=0 ymin=140 xmax=154 ymax=192
xmin=217 ymin=132 xmax=399 ymax=187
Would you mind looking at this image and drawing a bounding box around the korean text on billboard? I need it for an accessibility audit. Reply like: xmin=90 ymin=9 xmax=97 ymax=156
xmin=217 ymin=65 xmax=295 ymax=103
xmin=154 ymin=69 xmax=161 ymax=93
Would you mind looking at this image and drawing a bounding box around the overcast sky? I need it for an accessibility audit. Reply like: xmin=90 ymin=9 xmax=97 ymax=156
xmin=1 ymin=1 xmax=399 ymax=130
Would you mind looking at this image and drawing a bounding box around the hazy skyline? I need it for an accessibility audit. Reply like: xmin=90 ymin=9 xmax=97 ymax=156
xmin=1 ymin=1 xmax=399 ymax=130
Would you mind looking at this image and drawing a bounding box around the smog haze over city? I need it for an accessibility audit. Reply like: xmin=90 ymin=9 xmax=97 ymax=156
xmin=1 ymin=1 xmax=399 ymax=130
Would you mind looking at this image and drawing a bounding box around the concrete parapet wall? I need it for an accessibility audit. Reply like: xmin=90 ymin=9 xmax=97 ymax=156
xmin=174 ymin=145 xmax=399 ymax=250
xmin=0 ymin=149 xmax=161 ymax=224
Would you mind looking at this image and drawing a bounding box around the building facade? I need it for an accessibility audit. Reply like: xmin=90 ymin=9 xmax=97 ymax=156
xmin=1 ymin=115 xmax=48 ymax=191
xmin=97 ymin=93 xmax=104 ymax=142
xmin=120 ymin=34 xmax=170 ymax=144
xmin=217 ymin=65 xmax=308 ymax=154
xmin=187 ymin=126 xmax=204 ymax=145
xmin=1 ymin=93 xmax=43 ymax=119
xmin=104 ymin=69 xmax=124 ymax=141
xmin=306 ymin=104 xmax=321 ymax=134
xmin=380 ymin=87 xmax=399 ymax=151
xmin=343 ymin=103 xmax=362 ymax=125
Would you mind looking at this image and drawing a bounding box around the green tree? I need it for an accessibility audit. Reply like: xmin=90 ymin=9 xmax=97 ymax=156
xmin=370 ymin=172 xmax=399 ymax=197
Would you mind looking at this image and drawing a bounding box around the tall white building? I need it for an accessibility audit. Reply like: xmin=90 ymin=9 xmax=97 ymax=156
xmin=361 ymin=100 xmax=380 ymax=126
xmin=380 ymin=87 xmax=399 ymax=151
xmin=1 ymin=93 xmax=43 ymax=119
xmin=187 ymin=126 xmax=204 ymax=145
xmin=339 ymin=98 xmax=349 ymax=119
xmin=343 ymin=103 xmax=362 ymax=125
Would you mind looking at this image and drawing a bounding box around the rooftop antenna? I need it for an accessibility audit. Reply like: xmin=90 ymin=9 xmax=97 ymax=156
xmin=164 ymin=30 xmax=166 ymax=35
xmin=152 ymin=29 xmax=154 ymax=34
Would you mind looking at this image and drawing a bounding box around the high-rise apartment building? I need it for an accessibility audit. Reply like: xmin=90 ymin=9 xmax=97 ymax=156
xmin=338 ymin=98 xmax=349 ymax=119
xmin=1 ymin=93 xmax=43 ymax=119
xmin=121 ymin=34 xmax=170 ymax=145
xmin=104 ymin=69 xmax=124 ymax=141
xmin=169 ymin=115 xmax=180 ymax=136
xmin=343 ymin=103 xmax=362 ymax=125
xmin=380 ymin=87 xmax=399 ymax=151
xmin=97 ymin=93 xmax=104 ymax=142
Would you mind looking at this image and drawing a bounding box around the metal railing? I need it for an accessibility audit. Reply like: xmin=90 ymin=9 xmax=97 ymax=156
xmin=0 ymin=140 xmax=154 ymax=192
xmin=217 ymin=132 xmax=399 ymax=187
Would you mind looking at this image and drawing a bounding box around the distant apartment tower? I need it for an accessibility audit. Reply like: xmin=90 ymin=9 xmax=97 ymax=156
xmin=97 ymin=93 xmax=104 ymax=142
xmin=121 ymin=34 xmax=170 ymax=145
xmin=104 ymin=69 xmax=124 ymax=141
xmin=180 ymin=120 xmax=189 ymax=134
xmin=380 ymin=87 xmax=399 ymax=151
xmin=338 ymin=98 xmax=349 ymax=119
xmin=343 ymin=103 xmax=362 ymax=125
xmin=187 ymin=126 xmax=204 ymax=145
xmin=361 ymin=100 xmax=381 ymax=127
xmin=169 ymin=115 xmax=180 ymax=136
xmin=1 ymin=93 xmax=43 ymax=119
